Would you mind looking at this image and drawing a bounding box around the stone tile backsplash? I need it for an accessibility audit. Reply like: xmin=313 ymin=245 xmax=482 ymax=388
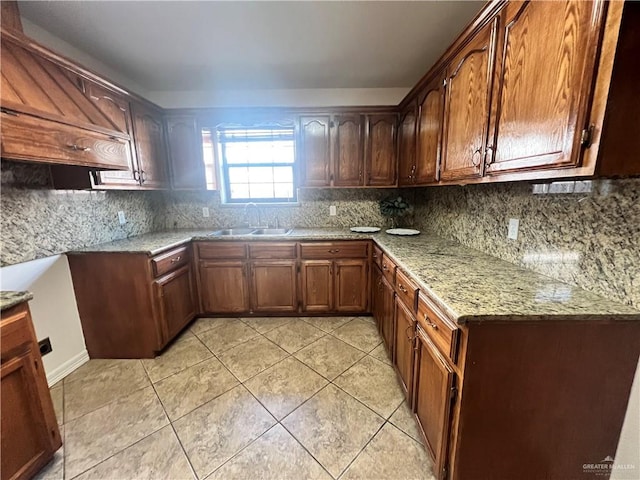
xmin=410 ymin=179 xmax=640 ymax=309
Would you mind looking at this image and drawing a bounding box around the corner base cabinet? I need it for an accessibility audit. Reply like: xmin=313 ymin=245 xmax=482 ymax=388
xmin=67 ymin=246 xmax=197 ymax=358
xmin=1 ymin=301 xmax=62 ymax=480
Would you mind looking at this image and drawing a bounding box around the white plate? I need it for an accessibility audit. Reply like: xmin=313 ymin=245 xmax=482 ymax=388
xmin=350 ymin=226 xmax=381 ymax=233
xmin=385 ymin=228 xmax=421 ymax=236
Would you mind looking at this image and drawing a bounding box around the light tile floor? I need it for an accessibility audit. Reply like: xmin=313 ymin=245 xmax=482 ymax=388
xmin=37 ymin=316 xmax=435 ymax=480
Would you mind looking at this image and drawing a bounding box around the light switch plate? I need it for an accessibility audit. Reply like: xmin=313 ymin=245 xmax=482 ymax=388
xmin=508 ymin=218 xmax=519 ymax=240
xmin=117 ymin=211 xmax=126 ymax=225
xmin=202 ymin=207 xmax=210 ymax=218
xmin=329 ymin=205 xmax=337 ymax=216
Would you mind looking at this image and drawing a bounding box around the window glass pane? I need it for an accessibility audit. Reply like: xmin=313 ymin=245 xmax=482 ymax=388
xmin=228 ymin=167 xmax=249 ymax=184
xmin=229 ymin=183 xmax=250 ymax=199
xmin=249 ymin=183 xmax=275 ymax=199
xmin=248 ymin=167 xmax=274 ymax=183
xmin=273 ymin=166 xmax=293 ymax=183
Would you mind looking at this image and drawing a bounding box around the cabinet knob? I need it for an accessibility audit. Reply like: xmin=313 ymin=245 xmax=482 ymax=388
xmin=471 ymin=147 xmax=483 ymax=168
xmin=67 ymin=144 xmax=91 ymax=152
xmin=398 ymin=284 xmax=408 ymax=294
xmin=328 ymin=249 xmax=340 ymax=254
xmin=170 ymin=256 xmax=182 ymax=263
xmin=425 ymin=314 xmax=438 ymax=330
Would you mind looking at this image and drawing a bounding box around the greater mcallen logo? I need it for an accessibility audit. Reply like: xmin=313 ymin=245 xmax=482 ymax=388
xmin=583 ymin=456 xmax=636 ymax=476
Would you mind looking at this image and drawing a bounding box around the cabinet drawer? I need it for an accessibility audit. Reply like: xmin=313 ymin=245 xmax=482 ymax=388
xmin=372 ymin=244 xmax=383 ymax=268
xmin=0 ymin=305 xmax=33 ymax=359
xmin=197 ymin=242 xmax=246 ymax=260
xmin=381 ymin=254 xmax=397 ymax=285
xmin=300 ymin=241 xmax=369 ymax=259
xmin=1 ymin=112 xmax=130 ymax=169
xmin=151 ymin=246 xmax=190 ymax=278
xmin=248 ymin=243 xmax=297 ymax=259
xmin=395 ymin=268 xmax=418 ymax=312
xmin=417 ymin=293 xmax=459 ymax=362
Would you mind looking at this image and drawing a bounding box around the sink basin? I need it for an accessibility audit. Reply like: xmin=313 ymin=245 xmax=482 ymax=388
xmin=209 ymin=228 xmax=256 ymax=236
xmin=251 ymin=228 xmax=293 ymax=235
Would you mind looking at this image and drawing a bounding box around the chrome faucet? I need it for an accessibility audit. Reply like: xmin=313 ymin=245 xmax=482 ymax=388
xmin=243 ymin=202 xmax=262 ymax=228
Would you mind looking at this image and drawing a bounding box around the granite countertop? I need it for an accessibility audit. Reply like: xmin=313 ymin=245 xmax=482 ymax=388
xmin=67 ymin=228 xmax=640 ymax=323
xmin=1 ymin=291 xmax=34 ymax=311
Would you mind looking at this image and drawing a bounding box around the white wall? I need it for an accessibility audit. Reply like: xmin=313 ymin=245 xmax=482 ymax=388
xmin=612 ymin=358 xmax=640 ymax=479
xmin=0 ymin=255 xmax=88 ymax=386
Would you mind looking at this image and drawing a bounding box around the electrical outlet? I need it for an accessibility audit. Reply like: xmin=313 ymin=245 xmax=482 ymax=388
xmin=117 ymin=211 xmax=126 ymax=225
xmin=508 ymin=218 xmax=519 ymax=240
xmin=329 ymin=205 xmax=337 ymax=216
xmin=38 ymin=337 xmax=52 ymax=357
xmin=202 ymin=207 xmax=210 ymax=218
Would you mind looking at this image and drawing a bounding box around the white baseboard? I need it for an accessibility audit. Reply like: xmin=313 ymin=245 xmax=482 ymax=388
xmin=46 ymin=349 xmax=90 ymax=386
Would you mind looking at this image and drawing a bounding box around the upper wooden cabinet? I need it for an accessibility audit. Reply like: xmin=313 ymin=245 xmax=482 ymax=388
xmin=298 ymin=115 xmax=332 ymax=187
xmin=333 ymin=114 xmax=364 ymax=186
xmin=131 ymin=101 xmax=170 ymax=189
xmin=484 ymin=0 xmax=605 ymax=175
xmin=298 ymin=111 xmax=396 ymax=188
xmin=415 ymin=73 xmax=446 ymax=184
xmin=398 ymin=102 xmax=418 ymax=186
xmin=165 ymin=115 xmax=207 ymax=190
xmin=440 ymin=19 xmax=497 ymax=182
xmin=365 ymin=114 xmax=397 ymax=186
xmin=0 ymin=31 xmax=129 ymax=170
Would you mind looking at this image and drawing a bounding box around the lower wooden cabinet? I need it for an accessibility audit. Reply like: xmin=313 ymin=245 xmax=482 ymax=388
xmin=68 ymin=246 xmax=197 ymax=358
xmin=394 ymin=295 xmax=416 ymax=400
xmin=334 ymin=259 xmax=368 ymax=312
xmin=413 ymin=325 xmax=455 ymax=480
xmin=250 ymin=260 xmax=298 ymax=312
xmin=379 ymin=275 xmax=395 ymax=356
xmin=199 ymin=261 xmax=249 ymax=314
xmin=1 ymin=302 xmax=62 ymax=480
xmin=300 ymin=260 xmax=334 ymax=312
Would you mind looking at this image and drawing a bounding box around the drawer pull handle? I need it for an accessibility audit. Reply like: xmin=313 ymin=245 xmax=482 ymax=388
xmin=170 ymin=256 xmax=182 ymax=263
xmin=425 ymin=315 xmax=438 ymax=330
xmin=67 ymin=144 xmax=91 ymax=152
xmin=328 ymin=249 xmax=340 ymax=254
xmin=398 ymin=284 xmax=407 ymax=294
xmin=382 ymin=264 xmax=388 ymax=271
xmin=405 ymin=324 xmax=414 ymax=341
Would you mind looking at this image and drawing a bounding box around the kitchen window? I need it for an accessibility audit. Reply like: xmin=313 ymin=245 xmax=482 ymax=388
xmin=207 ymin=125 xmax=297 ymax=204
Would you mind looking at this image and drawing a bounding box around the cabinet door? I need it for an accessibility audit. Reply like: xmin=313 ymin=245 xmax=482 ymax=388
xmin=166 ymin=115 xmax=207 ymax=190
xmin=485 ymin=0 xmax=605 ymax=175
xmin=298 ymin=116 xmax=331 ymax=187
xmin=413 ymin=326 xmax=455 ymax=480
xmin=334 ymin=259 xmax=368 ymax=312
xmin=365 ymin=114 xmax=397 ymax=186
xmin=415 ymin=74 xmax=445 ymax=184
xmin=155 ymin=265 xmax=197 ymax=342
xmin=394 ymin=296 xmax=416 ymax=401
xmin=372 ymin=265 xmax=384 ymax=331
xmin=333 ymin=114 xmax=364 ymax=186
xmin=199 ymin=261 xmax=249 ymax=313
xmin=131 ymin=101 xmax=169 ymax=189
xmin=380 ymin=276 xmax=395 ymax=356
xmin=398 ymin=103 xmax=418 ymax=186
xmin=300 ymin=260 xmax=333 ymax=312
xmin=86 ymin=82 xmax=140 ymax=188
xmin=441 ymin=19 xmax=498 ymax=181
xmin=250 ymin=260 xmax=298 ymax=313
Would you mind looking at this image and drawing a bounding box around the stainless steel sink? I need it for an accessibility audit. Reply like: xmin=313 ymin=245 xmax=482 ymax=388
xmin=251 ymin=228 xmax=293 ymax=235
xmin=209 ymin=228 xmax=256 ymax=236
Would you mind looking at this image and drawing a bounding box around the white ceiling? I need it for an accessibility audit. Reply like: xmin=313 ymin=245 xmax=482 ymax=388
xmin=19 ymin=1 xmax=482 ymax=93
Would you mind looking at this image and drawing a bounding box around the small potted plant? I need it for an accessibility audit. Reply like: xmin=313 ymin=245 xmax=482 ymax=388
xmin=379 ymin=195 xmax=413 ymax=228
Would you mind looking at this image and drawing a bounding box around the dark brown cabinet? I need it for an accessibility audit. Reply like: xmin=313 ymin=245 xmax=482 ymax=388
xmin=300 ymin=260 xmax=333 ymax=312
xmin=485 ymin=0 xmax=604 ymax=175
xmin=334 ymin=259 xmax=368 ymax=312
xmin=1 ymin=302 xmax=62 ymax=480
xmin=131 ymin=101 xmax=169 ymax=189
xmin=298 ymin=116 xmax=332 ymax=187
xmin=440 ymin=19 xmax=497 ymax=181
xmin=380 ymin=275 xmax=395 ymax=356
xmin=199 ymin=261 xmax=249 ymax=314
xmin=67 ymin=246 xmax=197 ymax=358
xmin=413 ymin=325 xmax=455 ymax=480
xmin=394 ymin=295 xmax=416 ymax=400
xmin=398 ymin=102 xmax=418 ymax=186
xmin=165 ymin=115 xmax=207 ymax=190
xmin=250 ymin=260 xmax=298 ymax=313
xmin=415 ymin=73 xmax=445 ymax=184
xmin=333 ymin=114 xmax=364 ymax=186
xmin=365 ymin=114 xmax=397 ymax=186
xmin=154 ymin=264 xmax=197 ymax=341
